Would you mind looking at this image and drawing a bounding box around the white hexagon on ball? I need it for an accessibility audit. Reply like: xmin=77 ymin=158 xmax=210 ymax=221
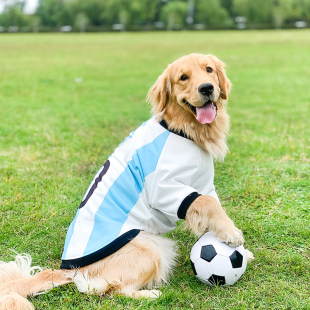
xmin=192 ymin=257 xmax=213 ymax=281
xmin=225 ymin=267 xmax=244 ymax=284
xmin=209 ymin=254 xmax=232 ymax=276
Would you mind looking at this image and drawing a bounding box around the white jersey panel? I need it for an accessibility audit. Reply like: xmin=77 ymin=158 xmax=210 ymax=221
xmin=191 ymin=147 xmax=219 ymax=202
xmin=148 ymin=134 xmax=201 ymax=223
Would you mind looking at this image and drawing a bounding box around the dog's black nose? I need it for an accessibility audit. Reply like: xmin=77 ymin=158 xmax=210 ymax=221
xmin=198 ymin=83 xmax=214 ymax=96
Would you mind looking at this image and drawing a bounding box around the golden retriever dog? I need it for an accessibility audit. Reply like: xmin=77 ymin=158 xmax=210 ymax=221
xmin=0 ymin=54 xmax=254 ymax=310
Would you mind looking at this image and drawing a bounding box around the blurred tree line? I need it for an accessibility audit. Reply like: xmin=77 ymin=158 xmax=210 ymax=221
xmin=0 ymin=0 xmax=309 ymax=32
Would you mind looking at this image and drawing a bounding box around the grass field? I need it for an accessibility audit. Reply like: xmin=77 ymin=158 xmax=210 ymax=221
xmin=0 ymin=30 xmax=309 ymax=309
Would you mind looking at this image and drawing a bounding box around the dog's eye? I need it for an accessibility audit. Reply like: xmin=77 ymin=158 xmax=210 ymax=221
xmin=206 ymin=67 xmax=213 ymax=73
xmin=180 ymin=75 xmax=189 ymax=81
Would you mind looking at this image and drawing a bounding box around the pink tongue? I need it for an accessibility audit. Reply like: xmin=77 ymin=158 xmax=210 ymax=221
xmin=196 ymin=102 xmax=216 ymax=124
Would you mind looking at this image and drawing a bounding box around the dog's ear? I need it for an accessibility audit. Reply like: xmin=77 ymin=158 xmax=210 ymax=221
xmin=147 ymin=70 xmax=171 ymax=114
xmin=208 ymin=55 xmax=232 ymax=100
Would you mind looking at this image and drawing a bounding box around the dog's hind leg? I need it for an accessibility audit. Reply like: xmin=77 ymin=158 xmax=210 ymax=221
xmin=71 ymin=272 xmax=110 ymax=295
xmin=77 ymin=232 xmax=178 ymax=298
xmin=120 ymin=288 xmax=162 ymax=299
xmin=115 ymin=232 xmax=177 ymax=299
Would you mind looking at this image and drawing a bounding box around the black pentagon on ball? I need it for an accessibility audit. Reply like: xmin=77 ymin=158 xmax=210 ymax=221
xmin=200 ymin=244 xmax=217 ymax=262
xmin=229 ymin=250 xmax=243 ymax=268
xmin=190 ymin=260 xmax=197 ymax=276
xmin=208 ymin=274 xmax=226 ymax=286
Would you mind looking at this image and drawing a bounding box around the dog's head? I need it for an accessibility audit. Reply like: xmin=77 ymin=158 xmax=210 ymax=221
xmin=147 ymin=53 xmax=231 ymax=125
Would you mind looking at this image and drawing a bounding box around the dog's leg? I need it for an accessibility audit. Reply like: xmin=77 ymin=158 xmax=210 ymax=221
xmin=71 ymin=272 xmax=110 ymax=295
xmin=0 ymin=254 xmax=72 ymax=310
xmin=185 ymin=195 xmax=244 ymax=247
xmin=121 ymin=288 xmax=162 ymax=299
xmin=73 ymin=274 xmax=162 ymax=299
xmin=76 ymin=232 xmax=177 ymax=298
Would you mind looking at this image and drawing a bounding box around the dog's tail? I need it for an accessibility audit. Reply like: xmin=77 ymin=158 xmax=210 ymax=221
xmin=0 ymin=254 xmax=72 ymax=310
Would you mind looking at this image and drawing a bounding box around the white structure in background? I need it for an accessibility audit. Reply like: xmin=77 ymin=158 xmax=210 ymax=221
xmin=60 ymin=25 xmax=72 ymax=32
xmin=8 ymin=25 xmax=18 ymax=32
xmin=235 ymin=16 xmax=246 ymax=29
xmin=112 ymin=24 xmax=125 ymax=31
xmin=154 ymin=21 xmax=164 ymax=29
xmin=193 ymin=24 xmax=205 ymax=30
xmin=295 ymin=21 xmax=307 ymax=28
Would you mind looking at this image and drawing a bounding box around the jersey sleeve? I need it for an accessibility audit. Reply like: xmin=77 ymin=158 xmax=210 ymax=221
xmin=147 ymin=135 xmax=202 ymax=223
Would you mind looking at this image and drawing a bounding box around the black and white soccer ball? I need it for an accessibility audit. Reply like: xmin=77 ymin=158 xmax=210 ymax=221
xmin=190 ymin=231 xmax=247 ymax=286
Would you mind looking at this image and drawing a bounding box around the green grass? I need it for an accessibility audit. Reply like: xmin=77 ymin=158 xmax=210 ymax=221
xmin=0 ymin=30 xmax=309 ymax=309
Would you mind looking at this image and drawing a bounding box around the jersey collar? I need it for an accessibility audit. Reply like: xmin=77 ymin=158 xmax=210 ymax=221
xmin=159 ymin=119 xmax=193 ymax=141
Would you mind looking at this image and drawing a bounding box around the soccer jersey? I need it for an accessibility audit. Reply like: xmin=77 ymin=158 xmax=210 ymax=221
xmin=60 ymin=118 xmax=219 ymax=269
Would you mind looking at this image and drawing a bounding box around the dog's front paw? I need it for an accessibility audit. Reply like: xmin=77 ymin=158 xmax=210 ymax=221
xmin=214 ymin=225 xmax=244 ymax=247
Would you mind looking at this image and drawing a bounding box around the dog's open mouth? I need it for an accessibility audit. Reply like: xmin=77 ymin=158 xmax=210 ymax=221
xmin=183 ymin=99 xmax=217 ymax=124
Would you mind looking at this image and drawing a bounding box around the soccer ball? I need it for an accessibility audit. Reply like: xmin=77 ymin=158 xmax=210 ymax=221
xmin=190 ymin=231 xmax=247 ymax=286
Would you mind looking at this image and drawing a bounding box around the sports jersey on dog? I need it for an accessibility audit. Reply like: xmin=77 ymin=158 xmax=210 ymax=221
xmin=61 ymin=118 xmax=219 ymax=269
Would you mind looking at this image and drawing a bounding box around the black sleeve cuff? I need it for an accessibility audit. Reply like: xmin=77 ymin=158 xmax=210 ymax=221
xmin=177 ymin=192 xmax=201 ymax=220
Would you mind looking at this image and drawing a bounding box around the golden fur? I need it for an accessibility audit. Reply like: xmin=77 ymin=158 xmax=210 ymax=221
xmin=0 ymin=54 xmax=253 ymax=309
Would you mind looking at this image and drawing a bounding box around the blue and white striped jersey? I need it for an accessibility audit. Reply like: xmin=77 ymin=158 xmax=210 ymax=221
xmin=61 ymin=118 xmax=219 ymax=269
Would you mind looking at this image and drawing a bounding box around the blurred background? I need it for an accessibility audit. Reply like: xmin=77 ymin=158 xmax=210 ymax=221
xmin=1 ymin=1 xmax=310 ymax=308
xmin=0 ymin=0 xmax=309 ymax=33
